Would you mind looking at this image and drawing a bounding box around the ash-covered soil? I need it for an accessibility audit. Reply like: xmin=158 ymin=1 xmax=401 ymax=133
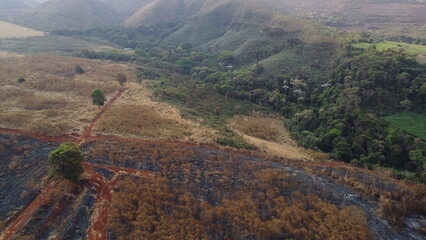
xmin=0 ymin=134 xmax=424 ymax=240
xmin=0 ymin=134 xmax=58 ymax=227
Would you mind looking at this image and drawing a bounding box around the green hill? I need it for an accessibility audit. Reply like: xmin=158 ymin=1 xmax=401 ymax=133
xmin=14 ymin=0 xmax=119 ymax=31
xmin=124 ymin=0 xmax=340 ymax=75
xmin=98 ymin=0 xmax=152 ymax=20
xmin=124 ymin=0 xmax=205 ymax=26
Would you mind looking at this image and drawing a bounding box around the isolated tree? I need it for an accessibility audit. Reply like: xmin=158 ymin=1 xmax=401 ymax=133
xmin=117 ymin=73 xmax=127 ymax=87
xmin=75 ymin=65 xmax=85 ymax=74
xmin=91 ymin=89 xmax=106 ymax=108
xmin=48 ymin=143 xmax=84 ymax=182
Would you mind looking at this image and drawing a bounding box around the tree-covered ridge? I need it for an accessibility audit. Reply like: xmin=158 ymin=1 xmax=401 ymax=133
xmin=287 ymin=48 xmax=426 ymax=182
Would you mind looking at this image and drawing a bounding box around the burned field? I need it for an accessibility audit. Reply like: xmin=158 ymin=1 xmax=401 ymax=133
xmin=1 ymin=131 xmax=424 ymax=240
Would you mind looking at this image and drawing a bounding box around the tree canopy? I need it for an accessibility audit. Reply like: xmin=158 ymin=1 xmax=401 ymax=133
xmin=48 ymin=143 xmax=84 ymax=182
xmin=91 ymin=89 xmax=106 ymax=108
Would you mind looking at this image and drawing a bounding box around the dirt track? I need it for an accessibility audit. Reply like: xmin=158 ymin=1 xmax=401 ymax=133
xmin=0 ymin=181 xmax=58 ymax=240
xmin=84 ymin=163 xmax=152 ymax=240
xmin=81 ymin=88 xmax=126 ymax=142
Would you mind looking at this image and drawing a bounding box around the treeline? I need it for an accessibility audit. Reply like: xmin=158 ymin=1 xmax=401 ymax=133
xmin=53 ymin=23 xmax=182 ymax=49
xmin=287 ymin=48 xmax=426 ymax=182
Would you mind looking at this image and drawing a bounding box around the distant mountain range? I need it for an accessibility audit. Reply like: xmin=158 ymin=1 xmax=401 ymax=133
xmin=0 ymin=0 xmax=30 ymax=9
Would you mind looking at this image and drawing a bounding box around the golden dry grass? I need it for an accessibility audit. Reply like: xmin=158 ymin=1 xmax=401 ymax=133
xmin=229 ymin=113 xmax=329 ymax=161
xmin=0 ymin=21 xmax=45 ymax=38
xmin=416 ymin=55 xmax=426 ymax=64
xmin=94 ymin=104 xmax=192 ymax=139
xmin=93 ymin=82 xmax=218 ymax=143
xmin=0 ymin=55 xmax=135 ymax=135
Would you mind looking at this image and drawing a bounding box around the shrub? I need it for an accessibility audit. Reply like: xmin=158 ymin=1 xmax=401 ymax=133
xmin=17 ymin=76 xmax=26 ymax=83
xmin=75 ymin=65 xmax=85 ymax=74
xmin=48 ymin=143 xmax=84 ymax=182
xmin=116 ymin=73 xmax=127 ymax=87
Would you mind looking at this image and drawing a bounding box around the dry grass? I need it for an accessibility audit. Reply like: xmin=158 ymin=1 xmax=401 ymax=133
xmin=230 ymin=113 xmax=291 ymax=143
xmin=94 ymin=82 xmax=218 ymax=143
xmin=0 ymin=51 xmax=23 ymax=58
xmin=416 ymin=55 xmax=426 ymax=64
xmin=0 ymin=21 xmax=44 ymax=38
xmin=0 ymin=55 xmax=135 ymax=135
xmin=94 ymin=104 xmax=192 ymax=139
xmin=0 ymin=55 xmax=219 ymax=141
xmin=229 ymin=113 xmax=329 ymax=161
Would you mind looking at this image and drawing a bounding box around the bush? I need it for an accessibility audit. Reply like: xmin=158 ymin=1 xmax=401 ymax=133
xmin=75 ymin=65 xmax=85 ymax=74
xmin=48 ymin=143 xmax=84 ymax=182
xmin=17 ymin=76 xmax=26 ymax=83
xmin=91 ymin=89 xmax=106 ymax=108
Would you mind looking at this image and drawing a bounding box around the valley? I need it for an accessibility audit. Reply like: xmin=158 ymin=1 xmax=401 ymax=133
xmin=0 ymin=0 xmax=425 ymax=239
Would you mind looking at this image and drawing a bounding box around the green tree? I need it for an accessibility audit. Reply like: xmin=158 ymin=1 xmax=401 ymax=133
xmin=218 ymin=51 xmax=234 ymax=65
xmin=91 ymin=89 xmax=106 ymax=108
xmin=117 ymin=73 xmax=127 ymax=87
xmin=48 ymin=143 xmax=84 ymax=182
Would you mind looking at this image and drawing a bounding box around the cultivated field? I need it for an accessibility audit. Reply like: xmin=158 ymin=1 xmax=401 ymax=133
xmin=385 ymin=112 xmax=426 ymax=140
xmin=0 ymin=21 xmax=44 ymax=38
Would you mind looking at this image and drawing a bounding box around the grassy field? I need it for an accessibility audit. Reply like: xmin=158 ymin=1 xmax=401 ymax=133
xmin=0 ymin=35 xmax=111 ymax=55
xmin=94 ymin=82 xmax=218 ymax=144
xmin=0 ymin=54 xmax=133 ymax=135
xmin=385 ymin=112 xmax=426 ymax=140
xmin=229 ymin=113 xmax=324 ymax=161
xmin=352 ymin=41 xmax=426 ymax=55
xmin=0 ymin=21 xmax=44 ymax=38
xmin=416 ymin=55 xmax=426 ymax=64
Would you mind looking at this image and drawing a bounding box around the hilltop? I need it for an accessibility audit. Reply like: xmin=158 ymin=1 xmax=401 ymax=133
xmin=122 ymin=0 xmax=340 ymax=76
xmin=97 ymin=0 xmax=152 ymax=20
xmin=14 ymin=0 xmax=119 ymax=31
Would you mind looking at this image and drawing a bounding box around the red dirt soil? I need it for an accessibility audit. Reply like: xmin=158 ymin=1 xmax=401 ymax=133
xmin=81 ymin=88 xmax=126 ymax=141
xmin=0 ymin=181 xmax=58 ymax=240
xmin=84 ymin=163 xmax=152 ymax=240
xmin=0 ymin=128 xmax=77 ymax=143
